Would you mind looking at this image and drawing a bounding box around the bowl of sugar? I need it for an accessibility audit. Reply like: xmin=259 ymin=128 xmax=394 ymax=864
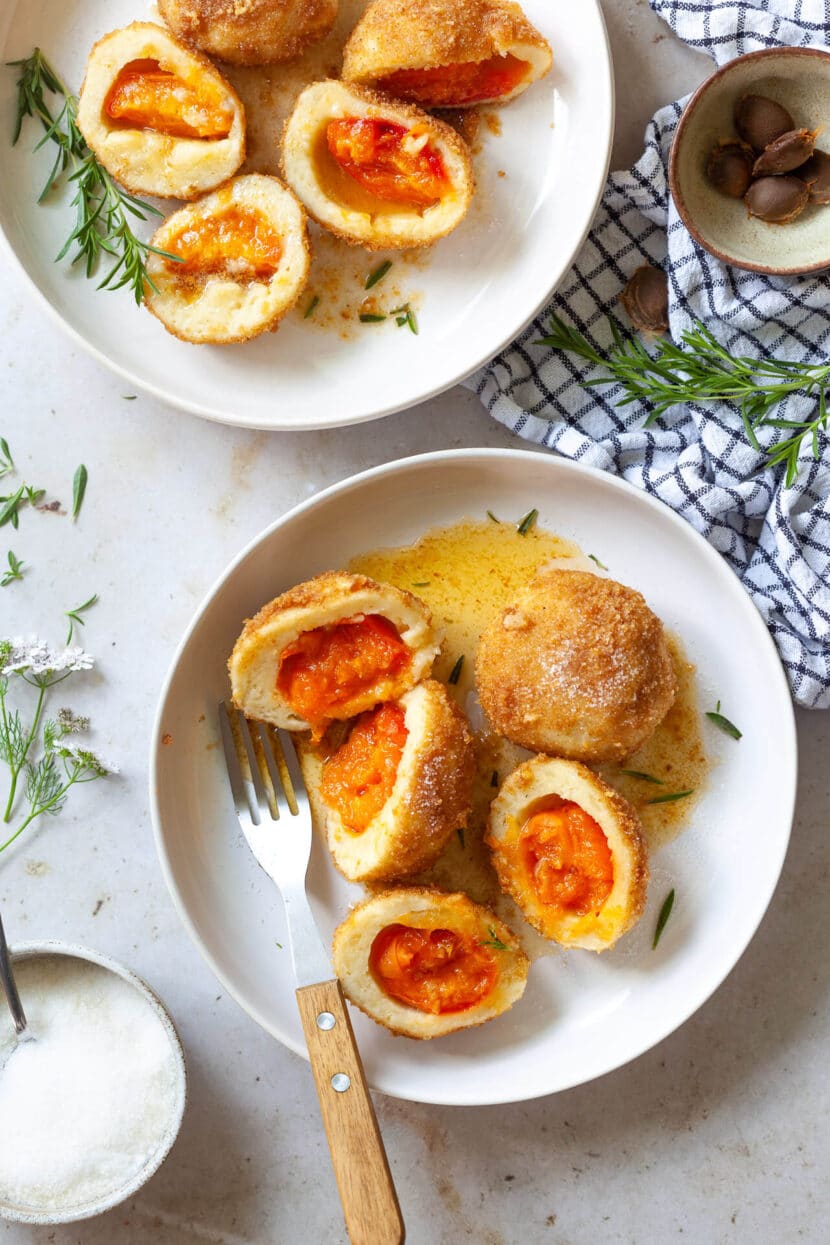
xmin=0 ymin=942 xmax=187 ymax=1224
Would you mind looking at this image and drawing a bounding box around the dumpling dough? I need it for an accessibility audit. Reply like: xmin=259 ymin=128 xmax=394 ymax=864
xmin=144 ymin=173 xmax=309 ymax=344
xmin=228 ymin=571 xmax=439 ymax=732
xmin=77 ymin=22 xmax=245 ymax=199
xmin=487 ymin=755 xmax=648 ymax=951
xmin=476 ymin=569 xmax=677 ymax=763
xmin=333 ymin=887 xmax=529 ymax=1038
xmin=302 ymin=680 xmax=475 ymax=882
xmin=158 ymin=0 xmax=338 ymax=66
xmin=342 ymin=0 xmax=552 ymax=108
xmin=282 ymin=80 xmax=474 ymax=249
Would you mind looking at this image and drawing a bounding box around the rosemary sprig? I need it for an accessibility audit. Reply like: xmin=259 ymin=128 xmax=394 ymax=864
xmin=537 ymin=313 xmax=830 ymax=485
xmin=0 ymin=483 xmax=45 ymax=529
xmin=1 ymin=552 xmax=25 ymax=587
xmin=64 ymin=593 xmax=98 ymax=644
xmin=9 ymin=49 xmax=181 ymax=304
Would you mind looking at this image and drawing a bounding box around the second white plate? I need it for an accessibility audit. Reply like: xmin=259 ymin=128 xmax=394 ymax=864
xmin=151 ymin=450 xmax=797 ymax=1105
xmin=0 ymin=0 xmax=613 ymax=429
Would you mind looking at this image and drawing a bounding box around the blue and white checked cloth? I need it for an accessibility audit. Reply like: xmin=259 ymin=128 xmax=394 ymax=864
xmin=467 ymin=0 xmax=830 ymax=709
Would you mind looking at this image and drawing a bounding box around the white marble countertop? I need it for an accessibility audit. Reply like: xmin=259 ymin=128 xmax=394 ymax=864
xmin=1 ymin=2 xmax=828 ymax=1242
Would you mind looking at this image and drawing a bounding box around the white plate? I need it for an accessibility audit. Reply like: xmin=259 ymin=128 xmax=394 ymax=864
xmin=150 ymin=449 xmax=797 ymax=1105
xmin=0 ymin=0 xmax=612 ymax=430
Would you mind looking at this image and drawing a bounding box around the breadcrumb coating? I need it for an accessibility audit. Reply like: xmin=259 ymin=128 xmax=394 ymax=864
xmin=475 ymin=570 xmax=677 ymax=763
xmin=158 ymin=0 xmax=338 ymax=65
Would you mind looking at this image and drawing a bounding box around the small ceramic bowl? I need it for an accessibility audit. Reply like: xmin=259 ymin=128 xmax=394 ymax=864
xmin=0 ymin=942 xmax=187 ymax=1225
xmin=669 ymin=46 xmax=830 ymax=274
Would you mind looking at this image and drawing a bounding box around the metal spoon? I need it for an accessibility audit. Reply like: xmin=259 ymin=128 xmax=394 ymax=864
xmin=0 ymin=912 xmax=32 ymax=1042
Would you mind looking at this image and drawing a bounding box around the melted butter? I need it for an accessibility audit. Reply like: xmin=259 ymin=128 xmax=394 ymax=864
xmin=348 ymin=518 xmax=710 ymax=929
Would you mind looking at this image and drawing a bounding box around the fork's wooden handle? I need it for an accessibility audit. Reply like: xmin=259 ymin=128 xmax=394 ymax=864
xmin=296 ymin=979 xmax=405 ymax=1245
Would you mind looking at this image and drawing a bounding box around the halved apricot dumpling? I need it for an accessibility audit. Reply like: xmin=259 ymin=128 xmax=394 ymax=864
xmin=487 ymin=756 xmax=648 ymax=951
xmin=333 ymin=887 xmax=529 ymax=1038
xmin=342 ymin=0 xmax=552 ymax=109
xmin=77 ymin=22 xmax=245 ymax=199
xmin=282 ymin=81 xmax=474 ymax=249
xmin=143 ymin=174 xmax=309 ymax=345
xmin=228 ymin=572 xmax=440 ymax=733
xmin=303 ymin=681 xmax=474 ymax=882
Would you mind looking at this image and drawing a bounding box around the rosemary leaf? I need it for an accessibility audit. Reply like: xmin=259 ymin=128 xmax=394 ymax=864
xmin=705 ymin=709 xmax=742 ymax=740
xmin=448 ymin=655 xmax=464 ymax=685
xmin=456 ymin=827 xmax=465 ymax=848
xmin=653 ymin=889 xmax=675 ymax=949
xmin=71 ymin=463 xmax=87 ymax=520
xmin=359 ymin=313 xmax=386 ymax=323
xmin=491 ymin=770 xmax=499 ymax=788
xmin=647 ymin=789 xmax=694 ymax=805
xmin=619 ymin=769 xmax=664 ymax=785
xmin=588 ymin=553 xmax=608 ymax=570
xmin=303 ymin=295 xmax=319 ymax=319
xmin=365 ymin=260 xmax=392 ymax=290
xmin=486 ymin=510 xmax=500 ymax=523
xmin=517 ymin=508 xmax=538 ymax=536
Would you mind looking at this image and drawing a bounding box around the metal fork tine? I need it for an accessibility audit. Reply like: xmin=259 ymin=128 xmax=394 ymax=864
xmin=236 ymin=710 xmax=271 ymax=824
xmin=256 ymin=722 xmax=290 ymax=820
xmin=276 ymin=728 xmax=310 ymax=816
xmin=218 ymin=702 xmax=253 ymax=823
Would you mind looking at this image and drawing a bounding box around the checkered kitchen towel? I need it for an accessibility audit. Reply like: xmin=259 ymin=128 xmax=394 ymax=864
xmin=467 ymin=0 xmax=830 ymax=709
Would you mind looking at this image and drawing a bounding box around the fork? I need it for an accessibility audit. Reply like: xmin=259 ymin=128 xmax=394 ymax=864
xmin=219 ymin=703 xmax=404 ymax=1245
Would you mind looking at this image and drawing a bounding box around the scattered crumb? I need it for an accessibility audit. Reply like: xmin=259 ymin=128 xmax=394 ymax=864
xmin=546 ymin=1215 xmax=557 ymax=1227
xmin=24 ymin=860 xmax=49 ymax=877
xmin=92 ymin=897 xmax=107 ymax=916
xmin=497 ymin=170 xmax=506 ymax=178
xmin=36 ymin=500 xmax=64 ymax=514
xmin=162 ymin=733 xmax=173 ymax=746
xmin=198 ymin=713 xmax=206 ymax=722
xmin=483 ymin=111 xmax=502 ymax=137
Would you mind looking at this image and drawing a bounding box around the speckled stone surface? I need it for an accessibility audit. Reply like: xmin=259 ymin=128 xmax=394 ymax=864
xmin=1 ymin=3 xmax=828 ymax=1242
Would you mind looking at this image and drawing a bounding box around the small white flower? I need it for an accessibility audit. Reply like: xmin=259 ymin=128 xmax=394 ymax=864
xmin=0 ymin=636 xmax=94 ymax=677
xmin=52 ymin=741 xmax=118 ymax=777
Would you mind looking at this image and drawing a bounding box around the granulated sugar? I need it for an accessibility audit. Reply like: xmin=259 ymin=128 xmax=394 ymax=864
xmin=0 ymin=953 xmax=183 ymax=1215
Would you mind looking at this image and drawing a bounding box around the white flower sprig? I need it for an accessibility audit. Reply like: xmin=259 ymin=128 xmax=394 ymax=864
xmin=0 ymin=636 xmax=113 ymax=854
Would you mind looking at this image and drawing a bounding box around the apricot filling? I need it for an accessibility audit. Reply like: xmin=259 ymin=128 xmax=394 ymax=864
xmin=377 ymin=54 xmax=529 ymax=108
xmin=104 ymin=58 xmax=234 ymax=140
xmin=369 ymin=923 xmax=497 ymax=1014
xmin=325 ymin=118 xmax=448 ymax=208
xmin=163 ymin=206 xmax=283 ymax=280
xmin=277 ymin=614 xmax=412 ymax=726
xmin=320 ymin=703 xmax=408 ymax=833
xmin=519 ymin=801 xmax=613 ymax=916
